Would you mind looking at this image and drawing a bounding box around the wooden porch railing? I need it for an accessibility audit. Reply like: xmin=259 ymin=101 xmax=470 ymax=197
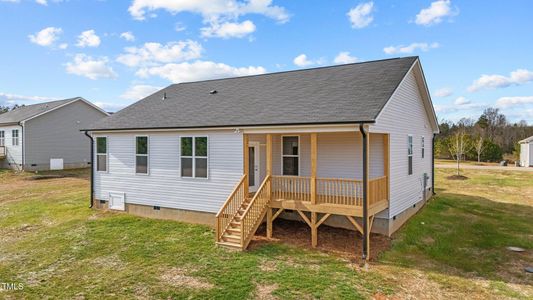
xmin=316 ymin=178 xmax=362 ymax=206
xmin=215 ymin=174 xmax=247 ymax=242
xmin=369 ymin=176 xmax=387 ymax=206
xmin=271 ymin=176 xmax=387 ymax=208
xmin=241 ymin=175 xmax=271 ymax=249
xmin=271 ymin=175 xmax=312 ymax=202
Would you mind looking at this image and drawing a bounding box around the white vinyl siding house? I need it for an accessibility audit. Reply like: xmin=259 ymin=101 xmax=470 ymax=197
xmin=0 ymin=98 xmax=108 ymax=171
xmin=371 ymin=69 xmax=435 ymax=218
xmin=93 ymin=130 xmax=243 ymax=213
xmin=0 ymin=124 xmax=23 ymax=169
xmin=519 ymin=136 xmax=533 ymax=167
xmin=86 ymin=56 xmax=439 ymax=250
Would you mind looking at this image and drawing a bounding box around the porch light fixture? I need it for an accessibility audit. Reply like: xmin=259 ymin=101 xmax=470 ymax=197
xmin=209 ymin=90 xmax=217 ymax=95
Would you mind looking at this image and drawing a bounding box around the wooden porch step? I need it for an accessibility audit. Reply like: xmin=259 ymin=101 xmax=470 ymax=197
xmin=222 ymin=234 xmax=241 ymax=244
xmin=216 ymin=241 xmax=242 ymax=250
xmin=226 ymin=227 xmax=241 ymax=234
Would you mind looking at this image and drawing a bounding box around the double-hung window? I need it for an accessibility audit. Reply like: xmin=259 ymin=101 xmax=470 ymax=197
xmin=12 ymin=129 xmax=19 ymax=146
xmin=421 ymin=136 xmax=425 ymax=159
xmin=96 ymin=137 xmax=107 ymax=172
xmin=282 ymin=136 xmax=299 ymax=176
xmin=180 ymin=136 xmax=208 ymax=178
xmin=408 ymin=135 xmax=413 ymax=175
xmin=0 ymin=131 xmax=4 ymax=146
xmin=135 ymin=136 xmax=149 ymax=174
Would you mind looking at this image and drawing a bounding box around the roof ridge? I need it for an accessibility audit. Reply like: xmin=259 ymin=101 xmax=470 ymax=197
xmin=171 ymin=56 xmax=419 ymax=86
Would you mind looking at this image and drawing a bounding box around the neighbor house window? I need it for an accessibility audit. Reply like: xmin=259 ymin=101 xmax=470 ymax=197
xmin=136 ymin=136 xmax=149 ymax=174
xmin=282 ymin=136 xmax=299 ymax=176
xmin=12 ymin=129 xmax=19 ymax=146
xmin=0 ymin=131 xmax=4 ymax=146
xmin=96 ymin=137 xmax=107 ymax=172
xmin=408 ymin=135 xmax=413 ymax=175
xmin=421 ymin=136 xmax=425 ymax=159
xmin=180 ymin=136 xmax=208 ymax=178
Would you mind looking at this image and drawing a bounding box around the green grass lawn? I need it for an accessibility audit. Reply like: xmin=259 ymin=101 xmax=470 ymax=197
xmin=0 ymin=168 xmax=531 ymax=299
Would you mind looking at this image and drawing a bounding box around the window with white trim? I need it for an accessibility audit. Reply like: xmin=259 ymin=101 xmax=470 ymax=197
xmin=12 ymin=129 xmax=19 ymax=146
xmin=96 ymin=137 xmax=107 ymax=172
xmin=180 ymin=136 xmax=208 ymax=178
xmin=0 ymin=131 xmax=4 ymax=146
xmin=282 ymin=136 xmax=299 ymax=176
xmin=135 ymin=136 xmax=149 ymax=174
xmin=408 ymin=135 xmax=413 ymax=175
xmin=421 ymin=136 xmax=425 ymax=159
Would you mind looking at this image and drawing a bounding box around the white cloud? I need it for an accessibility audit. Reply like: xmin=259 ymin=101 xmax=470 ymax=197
xmin=76 ymin=30 xmax=101 ymax=48
xmin=0 ymin=0 xmax=20 ymax=3
xmin=117 ymin=40 xmax=203 ymax=67
xmin=0 ymin=92 xmax=58 ymax=106
xmin=415 ymin=0 xmax=458 ymax=26
xmin=383 ymin=42 xmax=439 ymax=55
xmin=120 ymin=31 xmax=135 ymax=42
xmin=36 ymin=0 xmax=47 ymax=5
xmin=333 ymin=51 xmax=359 ymax=64
xmin=201 ymin=20 xmax=256 ymax=39
xmin=128 ymin=0 xmax=288 ymax=39
xmin=495 ymin=96 xmax=533 ymax=108
xmin=59 ymin=43 xmax=68 ymax=49
xmin=293 ymin=54 xmax=317 ymax=67
xmin=347 ymin=1 xmax=374 ymax=29
xmin=468 ymin=69 xmax=533 ymax=92
xmin=65 ymin=54 xmax=117 ymax=80
xmin=120 ymin=84 xmax=162 ymax=100
xmin=93 ymin=101 xmax=128 ymax=112
xmin=28 ymin=27 xmax=62 ymax=47
xmin=454 ymin=96 xmax=471 ymax=105
xmin=175 ymin=22 xmax=187 ymax=32
xmin=136 ymin=60 xmax=266 ymax=83
xmin=434 ymin=87 xmax=453 ymax=97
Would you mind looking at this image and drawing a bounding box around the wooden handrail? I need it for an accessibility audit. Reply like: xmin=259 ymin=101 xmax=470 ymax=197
xmin=240 ymin=175 xmax=271 ymax=249
xmin=215 ymin=174 xmax=247 ymax=218
xmin=215 ymin=174 xmax=247 ymax=242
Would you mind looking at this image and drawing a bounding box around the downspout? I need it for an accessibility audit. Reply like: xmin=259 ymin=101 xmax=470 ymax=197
xmin=84 ymin=131 xmax=95 ymax=208
xmin=359 ymin=124 xmax=369 ymax=262
xmin=432 ymin=133 xmax=436 ymax=195
xmin=19 ymin=122 xmax=24 ymax=171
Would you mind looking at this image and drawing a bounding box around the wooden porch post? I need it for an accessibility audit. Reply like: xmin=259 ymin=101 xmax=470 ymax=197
xmin=310 ymin=133 xmax=318 ymax=247
xmin=266 ymin=134 xmax=273 ymax=239
xmin=359 ymin=125 xmax=370 ymax=262
xmin=243 ymin=134 xmax=249 ymax=196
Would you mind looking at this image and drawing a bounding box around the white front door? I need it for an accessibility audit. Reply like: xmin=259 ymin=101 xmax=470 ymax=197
xmin=248 ymin=142 xmax=260 ymax=192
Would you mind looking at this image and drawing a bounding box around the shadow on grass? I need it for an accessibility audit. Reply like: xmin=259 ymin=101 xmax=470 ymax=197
xmin=379 ymin=190 xmax=533 ymax=285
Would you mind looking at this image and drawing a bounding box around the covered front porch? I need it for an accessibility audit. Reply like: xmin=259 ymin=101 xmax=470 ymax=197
xmin=216 ymin=125 xmax=390 ymax=259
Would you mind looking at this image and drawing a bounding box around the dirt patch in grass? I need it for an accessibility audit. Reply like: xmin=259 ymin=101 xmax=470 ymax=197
xmin=259 ymin=259 xmax=278 ymax=272
xmin=255 ymin=283 xmax=279 ymax=300
xmin=252 ymin=219 xmax=391 ymax=261
xmin=446 ymin=175 xmax=469 ymax=180
xmin=160 ymin=267 xmax=213 ymax=290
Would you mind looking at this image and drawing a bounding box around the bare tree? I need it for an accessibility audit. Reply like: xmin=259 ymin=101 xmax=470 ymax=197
xmin=474 ymin=136 xmax=484 ymax=162
xmin=448 ymin=130 xmax=470 ymax=176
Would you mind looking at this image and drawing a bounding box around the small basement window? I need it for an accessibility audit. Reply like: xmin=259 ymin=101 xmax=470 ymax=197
xmin=0 ymin=130 xmax=4 ymax=146
xmin=96 ymin=137 xmax=108 ymax=172
xmin=136 ymin=136 xmax=149 ymax=174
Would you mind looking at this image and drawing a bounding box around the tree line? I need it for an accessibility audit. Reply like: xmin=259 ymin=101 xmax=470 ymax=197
xmin=0 ymin=104 xmax=24 ymax=114
xmin=436 ymin=108 xmax=533 ymax=164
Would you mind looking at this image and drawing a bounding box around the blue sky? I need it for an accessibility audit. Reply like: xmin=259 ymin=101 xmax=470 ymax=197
xmin=0 ymin=0 xmax=532 ymax=123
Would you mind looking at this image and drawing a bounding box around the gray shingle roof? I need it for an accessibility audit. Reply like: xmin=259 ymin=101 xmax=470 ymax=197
xmin=0 ymin=98 xmax=79 ymax=126
xmin=86 ymin=57 xmax=418 ymax=131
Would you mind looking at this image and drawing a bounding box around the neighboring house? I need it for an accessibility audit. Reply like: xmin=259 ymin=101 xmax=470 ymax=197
xmin=84 ymin=57 xmax=439 ymax=258
xmin=519 ymin=136 xmax=533 ymax=167
xmin=0 ymin=98 xmax=109 ymax=171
